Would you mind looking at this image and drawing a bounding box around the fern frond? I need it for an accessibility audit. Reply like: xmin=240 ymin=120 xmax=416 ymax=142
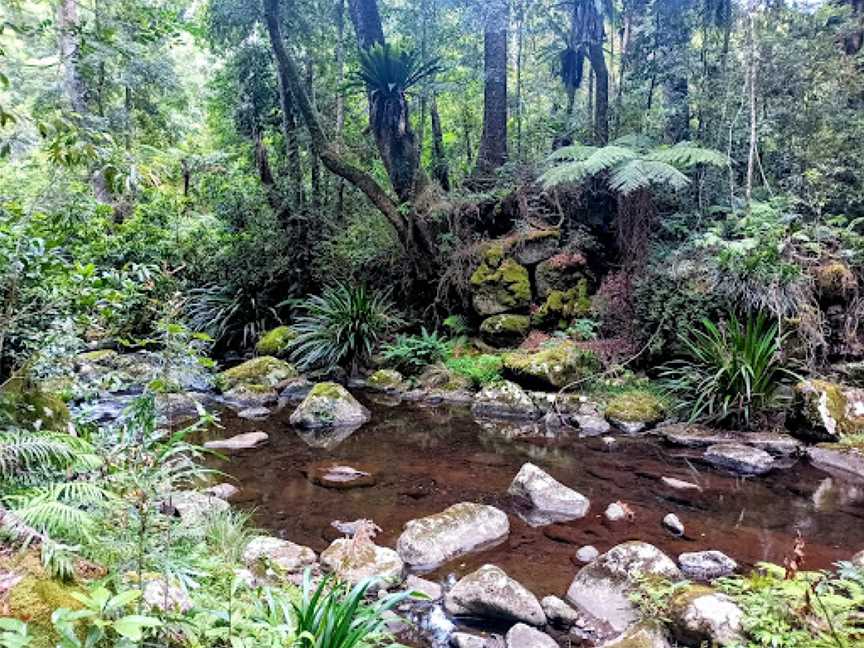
xmin=0 ymin=431 xmax=77 ymax=479
xmin=10 ymin=499 xmax=95 ymax=542
xmin=649 ymin=142 xmax=728 ymax=168
xmin=608 ymin=159 xmax=691 ymax=195
xmin=547 ymin=144 xmax=598 ymax=161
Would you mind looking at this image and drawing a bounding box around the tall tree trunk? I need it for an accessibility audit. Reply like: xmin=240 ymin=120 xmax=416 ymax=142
xmin=306 ymin=58 xmax=322 ymax=212
xmin=588 ymin=43 xmax=608 ymax=144
xmin=335 ymin=0 xmax=346 ymax=219
xmin=476 ymin=0 xmax=509 ymax=174
xmin=845 ymin=0 xmax=863 ymax=54
xmin=430 ymin=94 xmax=450 ymax=190
xmin=348 ymin=0 xmax=385 ymax=49
xmin=58 ymin=0 xmax=112 ymax=205
xmin=745 ymin=0 xmax=759 ymax=207
xmin=278 ymin=81 xmax=305 ymax=211
xmin=461 ymin=104 xmax=473 ymax=168
xmin=515 ymin=0 xmax=525 ymax=160
xmin=663 ymin=76 xmax=690 ymax=142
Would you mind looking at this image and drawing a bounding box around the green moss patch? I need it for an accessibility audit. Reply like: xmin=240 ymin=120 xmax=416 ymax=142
xmin=255 ymin=326 xmax=296 ymax=357
xmin=532 ymin=281 xmax=591 ymax=330
xmin=503 ymin=340 xmax=599 ymax=389
xmin=605 ymin=389 xmax=666 ymax=423
xmin=217 ymin=356 xmax=297 ymax=392
xmin=479 ymin=314 xmax=531 ymax=347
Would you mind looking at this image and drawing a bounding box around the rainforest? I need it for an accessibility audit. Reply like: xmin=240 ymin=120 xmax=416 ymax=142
xmin=2 ymin=0 xmax=864 ymax=646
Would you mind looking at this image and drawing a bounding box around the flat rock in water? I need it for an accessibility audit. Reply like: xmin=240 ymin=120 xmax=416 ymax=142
xmin=740 ymin=431 xmax=802 ymax=456
xmin=704 ymin=443 xmax=774 ymax=475
xmin=238 ymin=406 xmax=270 ymax=420
xmin=306 ymin=461 xmax=376 ymax=489
xmin=566 ymin=541 xmax=681 ymax=634
xmin=397 ymin=502 xmax=510 ymax=571
xmin=807 ymin=445 xmax=864 ymax=483
xmin=467 ymin=452 xmax=511 ymax=467
xmin=320 ymin=538 xmax=404 ymax=587
xmin=450 ymin=632 xmax=504 ymax=648
xmin=243 ymin=536 xmax=317 ymax=574
xmin=661 ymin=476 xmax=703 ymax=491
xmin=508 ymin=463 xmax=590 ymax=526
xmin=471 ymin=380 xmax=539 ymax=420
xmin=658 ymin=423 xmax=734 ymax=447
xmin=445 ymin=564 xmax=546 ymax=626
xmin=678 ymin=551 xmax=738 ymax=581
xmin=504 ymin=623 xmax=557 ymax=648
xmin=204 ymin=431 xmax=269 ymax=451
xmin=573 ymin=414 xmax=611 ymax=437
xmin=202 ymin=482 xmax=239 ymax=500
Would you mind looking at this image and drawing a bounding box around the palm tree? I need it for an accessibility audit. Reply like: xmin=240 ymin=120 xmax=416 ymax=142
xmin=540 ymin=135 xmax=727 ymax=259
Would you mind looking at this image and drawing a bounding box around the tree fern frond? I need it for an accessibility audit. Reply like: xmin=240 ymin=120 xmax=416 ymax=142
xmin=10 ymin=499 xmax=95 ymax=542
xmin=611 ymin=133 xmax=654 ymax=150
xmin=0 ymin=431 xmax=78 ymax=479
xmin=608 ymin=159 xmax=691 ymax=195
xmin=547 ymin=144 xmax=598 ymax=162
xmin=649 ymin=142 xmax=728 ymax=168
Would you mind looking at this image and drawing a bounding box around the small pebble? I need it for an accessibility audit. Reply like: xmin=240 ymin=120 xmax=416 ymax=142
xmin=575 ymin=545 xmax=599 ymax=562
xmin=605 ymin=502 xmax=627 ymax=522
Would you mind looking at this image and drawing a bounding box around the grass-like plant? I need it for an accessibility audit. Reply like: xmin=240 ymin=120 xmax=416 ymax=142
xmin=381 ymin=327 xmax=450 ymax=374
xmin=289 ymin=283 xmax=401 ymax=373
xmin=659 ymin=313 xmax=796 ymax=428
xmin=445 ymin=354 xmax=503 ymax=388
xmin=292 ymin=570 xmax=407 ymax=648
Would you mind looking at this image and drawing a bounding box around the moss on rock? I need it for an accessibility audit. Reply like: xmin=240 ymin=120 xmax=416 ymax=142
xmin=479 ymin=314 xmax=531 ymax=347
xmin=368 ymin=369 xmax=405 ymax=390
xmin=290 ymin=382 xmax=371 ymax=428
xmin=535 ymin=252 xmax=590 ymax=299
xmin=532 ymin=281 xmax=591 ymax=330
xmin=0 ymin=377 xmax=70 ymax=431
xmin=605 ymin=390 xmax=666 ymax=423
xmin=503 ymin=340 xmax=599 ymax=389
xmin=217 ymin=356 xmax=298 ymax=392
xmin=255 ymin=326 xmax=296 ymax=357
xmin=791 ymin=379 xmax=864 ymax=441
xmin=470 ymin=257 xmax=531 ymax=316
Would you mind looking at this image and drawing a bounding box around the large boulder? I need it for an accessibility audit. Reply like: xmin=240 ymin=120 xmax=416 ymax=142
xmin=789 ymin=379 xmax=864 ymax=441
xmin=75 ymin=349 xmax=211 ymax=393
xmin=255 ymin=326 xmax=296 ymax=357
xmin=472 ymin=380 xmax=539 ymax=420
xmin=704 ymin=443 xmax=774 ymax=476
xmin=565 ymin=541 xmax=681 ymax=634
xmin=289 ymin=382 xmax=371 ymax=428
xmin=508 ymin=463 xmax=590 ymax=526
xmin=504 ymin=624 xmax=557 ymax=648
xmin=536 ymin=252 xmax=591 ymax=300
xmin=320 ymin=538 xmax=404 ymax=587
xmin=242 ymin=536 xmax=317 ymax=576
xmin=508 ymin=229 xmax=561 ymax=266
xmin=217 ymin=356 xmax=297 ymax=392
xmin=445 ymin=564 xmax=546 ymax=626
xmin=668 ymin=585 xmax=744 ymax=647
xmin=503 ymin=341 xmax=599 ymax=390
xmin=396 ymin=502 xmax=510 ymax=570
xmin=470 ymin=246 xmax=531 ymax=316
xmin=480 ymin=314 xmax=531 ymax=347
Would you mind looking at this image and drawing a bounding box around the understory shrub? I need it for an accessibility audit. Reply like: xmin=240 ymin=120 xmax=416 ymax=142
xmin=659 ymin=313 xmax=796 ymax=428
xmin=290 ymin=283 xmax=402 ymax=373
xmin=445 ymin=354 xmax=503 ymax=387
xmin=381 ymin=328 xmax=450 ymax=374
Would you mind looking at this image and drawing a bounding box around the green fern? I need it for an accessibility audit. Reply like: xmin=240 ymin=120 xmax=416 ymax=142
xmin=541 ymin=137 xmax=727 ymax=196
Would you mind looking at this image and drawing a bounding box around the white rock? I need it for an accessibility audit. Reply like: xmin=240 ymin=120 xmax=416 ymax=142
xmin=671 ymin=590 xmax=744 ymax=646
xmin=663 ymin=513 xmax=685 ymax=537
xmin=508 ymin=462 xmax=590 ymax=526
xmin=202 ymin=482 xmax=239 ymax=499
xmin=604 ymin=502 xmax=628 ymax=522
xmin=679 ymin=551 xmax=738 ymax=581
xmin=445 ymin=564 xmax=546 ymax=626
xmin=661 ymin=476 xmax=702 ymax=491
xmin=541 ymin=595 xmax=582 ymax=627
xmin=204 ymin=431 xmax=269 ymax=450
xmin=242 ymin=536 xmax=317 ymax=575
xmin=576 ymin=545 xmax=599 ymax=563
xmin=289 ymin=382 xmax=371 ymax=428
xmin=142 ymin=577 xmax=191 ymax=612
xmin=705 ymin=443 xmax=773 ymax=475
xmin=504 ymin=623 xmax=557 ymax=648
xmin=320 ymin=538 xmax=404 ymax=587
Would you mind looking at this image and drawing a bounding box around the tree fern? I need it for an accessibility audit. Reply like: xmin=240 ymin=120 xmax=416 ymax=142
xmin=0 ymin=431 xmax=89 ymax=481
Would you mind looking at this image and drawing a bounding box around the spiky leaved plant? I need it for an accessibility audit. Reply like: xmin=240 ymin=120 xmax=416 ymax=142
xmin=659 ymin=312 xmax=798 ymax=428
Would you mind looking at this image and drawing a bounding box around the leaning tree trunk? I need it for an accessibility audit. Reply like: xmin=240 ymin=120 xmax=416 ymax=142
xmin=475 ymin=0 xmax=509 ymax=174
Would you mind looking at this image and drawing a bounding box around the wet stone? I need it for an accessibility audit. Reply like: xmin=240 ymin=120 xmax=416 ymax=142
xmin=541 ymin=595 xmax=582 ymax=628
xmin=306 ymin=461 xmax=376 ymax=489
xmin=678 ymin=551 xmax=738 ymax=581
xmin=202 ymin=482 xmax=239 ymax=500
xmin=807 ymin=445 xmax=864 ymax=483
xmin=576 ymin=545 xmax=600 ymax=563
xmin=507 ymin=462 xmax=590 ymax=526
xmin=451 ymin=632 xmax=504 ymax=648
xmin=662 ymin=513 xmax=685 ymax=537
xmin=204 ymin=431 xmax=269 ymax=451
xmin=445 ymin=564 xmax=546 ymax=626
xmin=238 ymin=406 xmax=270 ymax=420
xmin=704 ymin=443 xmax=774 ymax=476
xmin=661 ymin=476 xmax=702 ymax=492
xmin=505 ymin=623 xmax=557 ymax=648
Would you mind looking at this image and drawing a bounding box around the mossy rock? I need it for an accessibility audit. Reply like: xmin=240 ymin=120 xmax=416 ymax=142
xmin=368 ymin=369 xmax=406 ymax=391
xmin=790 ymin=379 xmax=864 ymax=442
xmin=255 ymin=326 xmax=297 ymax=357
xmin=532 ymin=282 xmax=591 ymax=330
xmin=289 ymin=382 xmax=371 ymax=428
xmin=0 ymin=376 xmax=70 ymax=432
xmin=605 ymin=390 xmax=665 ymax=424
xmin=503 ymin=340 xmax=599 ymax=390
xmin=74 ymin=349 xmax=118 ymax=365
xmin=470 ymin=256 xmax=531 ymax=317
xmin=507 ymin=229 xmax=561 ymax=265
xmin=418 ymin=364 xmax=474 ymax=392
xmin=216 ymin=356 xmax=298 ymax=392
xmin=479 ymin=314 xmax=531 ymax=348
xmin=814 ymin=260 xmax=856 ymax=302
xmin=536 ymin=252 xmax=591 ymax=299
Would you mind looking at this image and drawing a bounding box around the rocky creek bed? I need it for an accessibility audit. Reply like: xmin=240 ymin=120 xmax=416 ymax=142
xmin=193 ymin=395 xmax=864 ymax=646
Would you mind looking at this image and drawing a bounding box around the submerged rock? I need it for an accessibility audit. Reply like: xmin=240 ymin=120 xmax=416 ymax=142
xmin=396 ymin=502 xmax=510 ymax=570
xmin=504 ymin=623 xmax=557 ymax=648
xmin=289 ymin=382 xmax=371 ymax=428
xmin=480 ymin=314 xmax=531 ymax=347
xmin=307 ymin=461 xmax=376 ymax=489
xmin=678 ymin=551 xmax=737 ymax=581
xmin=204 ymin=431 xmax=269 ymax=451
xmin=565 ymin=541 xmax=681 ymax=634
xmin=451 ymin=632 xmax=504 ymax=648
xmin=508 ymin=462 xmax=590 ymax=526
xmin=658 ymin=423 xmax=733 ymax=447
xmin=242 ymin=536 xmax=317 ymax=575
xmin=661 ymin=476 xmax=702 ymax=492
xmin=472 ymin=380 xmax=539 ymax=420
xmin=237 ymin=406 xmax=270 ymax=420
xmin=668 ymin=585 xmax=744 ymax=647
xmin=295 ymin=424 xmax=362 ymax=450
xmin=704 ymin=443 xmax=774 ymax=475
xmin=445 ymin=564 xmax=546 ymax=626
xmin=807 ymin=445 xmax=864 ymax=483
xmin=320 ymin=538 xmax=404 ymax=587
xmin=503 ymin=341 xmax=599 ymax=390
